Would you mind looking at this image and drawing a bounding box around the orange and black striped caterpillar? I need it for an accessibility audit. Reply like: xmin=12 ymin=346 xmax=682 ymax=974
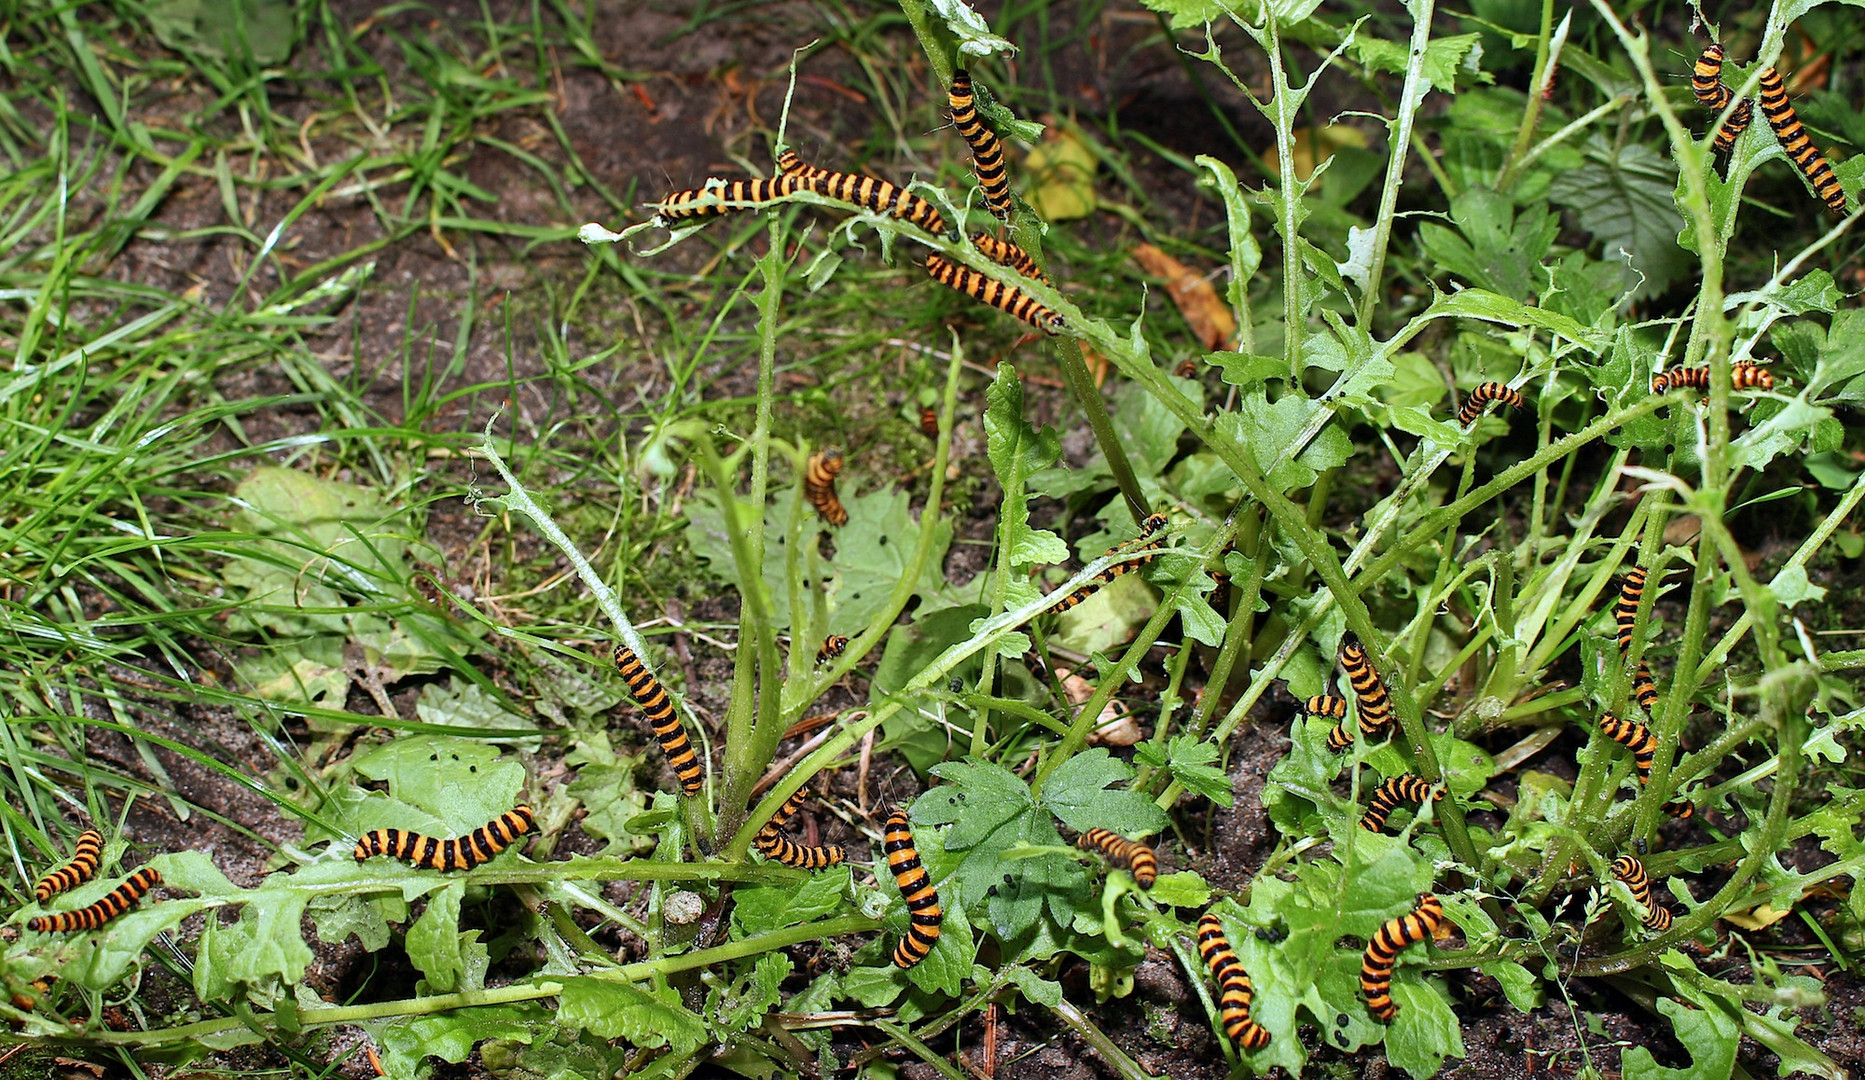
xmin=1596 ymin=712 xmax=1693 ymax=818
xmin=1359 ymin=776 xmax=1445 ymax=833
xmin=354 ymin=806 xmax=535 ymax=871
xmin=1294 ymin=693 xmax=1356 ymax=753
xmin=1195 ymin=912 xmax=1271 ymax=1050
xmin=1042 ymin=513 xmax=1169 ymax=615
xmin=33 ymin=829 xmax=103 ymax=902
xmin=1756 ymin=65 xmax=1848 ymax=216
xmin=1612 ymin=567 xmax=1664 ymax=714
xmin=1650 ymin=362 xmax=1774 ymax=393
xmin=1338 ymin=635 xmax=1395 ymax=743
xmin=817 ymin=635 xmax=849 ymax=666
xmin=883 ymin=809 xmax=943 ymax=968
xmin=805 ymin=449 xmax=849 ymax=527
xmin=752 ymin=786 xmax=846 ymax=869
xmin=650 ymin=170 xmax=811 ymax=222
xmin=1610 ymin=855 xmax=1673 ymax=931
xmin=948 ymin=70 xmax=1014 ymax=219
xmin=792 ymin=163 xmax=949 ymax=235
xmin=1361 ymin=892 xmax=1444 ymax=1022
xmin=1456 ymin=382 xmax=1525 ymax=426
xmin=614 ymin=644 xmax=706 ymax=796
xmin=27 ymin=868 xmax=160 ymax=933
xmin=971 ymin=233 xmax=1046 ymax=282
xmin=1077 ymin=828 xmax=1157 ymax=889
xmin=1174 ymin=359 xmax=1198 ymax=379
xmin=919 ymin=405 xmax=940 ymax=438
xmin=1691 ymin=44 xmax=1754 ymax=154
xmin=924 ymin=254 xmax=1063 ymax=334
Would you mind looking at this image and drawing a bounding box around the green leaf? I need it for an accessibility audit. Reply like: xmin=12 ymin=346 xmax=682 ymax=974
xmin=1623 ymin=981 xmax=1738 ymax=1080
xmin=919 ymin=763 xmax=1089 ymax=939
xmin=349 ymin=735 xmax=528 ymax=829
xmin=1381 ymin=974 xmax=1467 ymax=1079
xmin=733 ymin=870 xmax=856 ymax=933
xmin=717 ymin=953 xmax=791 ymax=1036
xmin=1137 ymin=734 xmax=1235 ymax=807
xmin=373 ymin=1004 xmax=548 ymax=1078
xmin=147 ymin=0 xmax=296 ymax=64
xmin=985 ymin=364 xmax=1068 ymax=571
xmin=557 ymin=976 xmax=708 ymax=1052
xmin=405 ymin=882 xmax=486 ymax=993
xmin=1548 ymin=139 xmax=1689 ymax=301
xmin=927 ymin=0 xmax=1018 ymax=57
xmin=1043 ymin=749 xmax=1171 ymax=837
xmin=999 ymin=963 xmax=1064 ymax=1007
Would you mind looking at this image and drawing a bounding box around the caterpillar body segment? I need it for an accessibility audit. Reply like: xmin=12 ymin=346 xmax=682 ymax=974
xmin=883 ymin=810 xmax=943 ymax=968
xmin=353 ymin=806 xmax=535 ymax=871
xmin=27 ymin=868 xmax=161 ymax=933
xmin=817 ymin=635 xmax=849 ymax=666
xmin=1360 ymin=893 xmax=1445 ymax=1022
xmin=1077 ymin=828 xmax=1158 ymax=888
xmin=1755 ymin=65 xmax=1849 ymax=215
xmin=1651 ymin=362 xmax=1774 ymax=393
xmin=1339 ymin=634 xmax=1394 ymax=738
xmin=1195 ymin=913 xmax=1271 ymax=1050
xmin=33 ymin=829 xmax=104 ymax=903
xmin=1598 ymin=712 xmax=1659 ymax=785
xmin=754 ymin=786 xmax=812 ymax=849
xmin=1613 ymin=568 xmax=1648 ymax=652
xmin=803 ymin=167 xmax=949 ymax=234
xmin=1042 ymin=520 xmax=1169 ymax=616
xmin=1630 ymin=661 xmax=1661 ymax=713
xmin=924 ymin=254 xmax=1063 ymax=334
xmin=1691 ymin=45 xmax=1754 ymax=153
xmin=948 ymin=70 xmax=1014 ymax=219
xmin=1359 ymin=776 xmax=1445 ymax=833
xmin=650 ymin=173 xmax=809 ymax=222
xmin=1456 ymin=381 xmax=1525 ymax=426
xmin=613 ymin=644 xmax=706 ymax=796
xmin=970 ymin=233 xmax=1046 ymax=282
xmin=754 ymin=834 xmax=847 ymax=870
xmin=805 ymin=450 xmax=850 ymax=527
xmin=1610 ymin=855 xmax=1673 ymax=931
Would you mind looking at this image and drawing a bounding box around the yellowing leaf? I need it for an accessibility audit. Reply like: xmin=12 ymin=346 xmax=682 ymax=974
xmin=1131 ymin=242 xmax=1236 ymax=351
xmin=1025 ymin=129 xmax=1097 ymax=221
xmin=1263 ymin=125 xmax=1369 ymax=187
xmin=1722 ymin=902 xmax=1795 ymax=931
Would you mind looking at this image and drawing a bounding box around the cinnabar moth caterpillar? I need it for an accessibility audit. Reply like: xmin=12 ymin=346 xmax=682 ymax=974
xmin=1663 ymin=799 xmax=1694 ymax=820
xmin=1756 ymin=65 xmax=1849 ymax=216
xmin=1195 ymin=912 xmax=1271 ymax=1049
xmin=1359 ymin=776 xmax=1445 ymax=833
xmin=27 ymin=868 xmax=160 ymax=933
xmin=650 ymin=173 xmax=810 ymax=222
xmin=755 ymin=835 xmax=846 ymax=869
xmin=1597 ymin=712 xmax=1658 ymax=784
xmin=614 ymin=644 xmax=706 ymax=796
xmin=801 ymin=166 xmax=949 ymax=234
xmin=1691 ymin=45 xmax=1754 ymax=154
xmin=883 ymin=809 xmax=942 ymax=968
xmin=354 ymin=806 xmax=535 ymax=871
xmin=1078 ymin=828 xmax=1158 ymax=888
xmin=817 ymin=635 xmax=849 ymax=665
xmin=1340 ymin=635 xmax=1394 ymax=738
xmin=1456 ymin=381 xmax=1525 ymax=426
xmin=924 ymin=254 xmax=1064 ymax=334
xmin=1175 ymin=359 xmax=1198 ymax=378
xmin=755 ymin=786 xmax=812 ymax=847
xmin=1610 ymin=855 xmax=1673 ymax=931
xmin=776 ymin=150 xmax=828 ymax=182
xmin=1650 ymin=363 xmax=1774 ymax=393
xmin=1613 ymin=568 xmax=1647 ymax=652
xmin=1043 ymin=517 xmax=1169 ymax=615
xmin=1360 ymin=892 xmax=1444 ymax=1022
xmin=948 ymin=70 xmax=1014 ymax=219
xmin=920 ymin=406 xmax=939 ymax=438
xmin=805 ymin=450 xmax=849 ymax=527
xmin=1630 ymin=661 xmax=1660 ymax=713
xmin=33 ymin=829 xmax=103 ymax=902
xmin=1296 ymin=693 xmax=1355 ymax=752
xmin=970 ymin=233 xmax=1046 ymax=282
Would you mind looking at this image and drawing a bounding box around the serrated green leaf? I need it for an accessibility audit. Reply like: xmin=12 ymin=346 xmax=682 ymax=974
xmin=1549 ymin=139 xmax=1688 ymax=300
xmin=1043 ymin=749 xmax=1170 ymax=837
xmin=405 ymin=882 xmax=485 ymax=993
xmin=733 ymin=870 xmax=855 ymax=933
xmin=557 ymin=976 xmax=708 ymax=1052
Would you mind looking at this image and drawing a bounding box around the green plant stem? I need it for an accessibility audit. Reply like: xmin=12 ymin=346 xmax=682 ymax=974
xmin=1051 ymin=996 xmax=1158 ymax=1080
xmin=894 ymin=0 xmax=952 ymax=89
xmin=1355 ymin=0 xmax=1435 ymax=329
xmin=1053 ymin=335 xmax=1151 ymax=522
xmin=1496 ymin=0 xmax=1556 ymax=190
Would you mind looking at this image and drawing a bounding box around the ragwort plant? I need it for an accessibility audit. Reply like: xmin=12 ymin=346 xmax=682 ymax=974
xmin=7 ymin=0 xmax=1865 ymax=1075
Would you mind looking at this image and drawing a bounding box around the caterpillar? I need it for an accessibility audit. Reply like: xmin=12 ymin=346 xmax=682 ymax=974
xmin=883 ymin=809 xmax=943 ymax=968
xmin=1339 ymin=634 xmax=1395 ymax=740
xmin=1359 ymin=776 xmax=1445 ymax=833
xmin=1456 ymin=381 xmax=1525 ymax=426
xmin=1195 ymin=913 xmax=1271 ymax=1050
xmin=971 ymin=233 xmax=1047 ymax=282
xmin=1691 ymin=44 xmax=1754 ymax=154
xmin=1077 ymin=828 xmax=1158 ymax=889
xmin=650 ymin=172 xmax=810 ymax=222
xmin=924 ymin=254 xmax=1064 ymax=334
xmin=1756 ymin=65 xmax=1848 ymax=216
xmin=798 ymin=166 xmax=949 ymax=234
xmin=1296 ymin=693 xmax=1356 ymax=753
xmin=754 ymin=785 xmax=812 ymax=847
xmin=27 ymin=868 xmax=160 ymax=933
xmin=613 ymin=644 xmax=706 ymax=796
xmin=1175 ymin=359 xmax=1198 ymax=378
xmin=805 ymin=449 xmax=849 ymax=527
xmin=920 ymin=405 xmax=939 ymax=438
xmin=354 ymin=806 xmax=535 ymax=871
xmin=1612 ymin=568 xmax=1647 ymax=652
xmin=1597 ymin=711 xmax=1658 ymax=784
xmin=948 ymin=70 xmax=1014 ymax=219
xmin=1361 ymin=892 xmax=1444 ymax=1022
xmin=1610 ymin=855 xmax=1673 ymax=931
xmin=776 ymin=149 xmax=828 ymax=182
xmin=1663 ymin=799 xmax=1695 ymax=821
xmin=1630 ymin=661 xmax=1661 ymax=713
xmin=755 ymin=833 xmax=847 ymax=870
xmin=1042 ymin=516 xmax=1169 ymax=615
xmin=33 ymin=829 xmax=104 ymax=902
xmin=1650 ymin=362 xmax=1774 ymax=393
xmin=817 ymin=635 xmax=849 ymax=666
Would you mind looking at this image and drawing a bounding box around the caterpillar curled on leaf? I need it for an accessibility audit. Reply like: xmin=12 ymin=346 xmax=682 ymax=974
xmin=650 ymin=173 xmax=810 ymax=222
xmin=1360 ymin=893 xmax=1444 ymax=1022
xmin=1651 ymin=362 xmax=1774 ymax=393
xmin=1598 ymin=712 xmax=1659 ymax=785
xmin=353 ymin=806 xmax=535 ymax=871
xmin=805 ymin=449 xmax=849 ymax=527
xmin=924 ymin=254 xmax=1064 ymax=334
xmin=27 ymin=868 xmax=160 ymax=933
xmin=1610 ymin=855 xmax=1673 ymax=931
xmin=800 ymin=166 xmax=949 ymax=234
xmin=1757 ymin=65 xmax=1849 ymax=216
xmin=1042 ymin=516 xmax=1169 ymax=615
xmin=1077 ymin=828 xmax=1158 ymax=889
xmin=948 ymin=70 xmax=1014 ymax=219
xmin=1456 ymin=381 xmax=1525 ymax=426
xmin=883 ymin=810 xmax=943 ymax=968
xmin=1295 ymin=693 xmax=1354 ymax=753
xmin=1691 ymin=45 xmax=1754 ymax=154
xmin=1359 ymin=775 xmax=1445 ymax=833
xmin=614 ymin=644 xmax=706 ymax=796
xmin=970 ymin=233 xmax=1047 ymax=282
xmin=1195 ymin=913 xmax=1271 ymax=1050
xmin=33 ymin=829 xmax=104 ymax=903
xmin=1339 ymin=634 xmax=1394 ymax=738
xmin=817 ymin=635 xmax=849 ymax=666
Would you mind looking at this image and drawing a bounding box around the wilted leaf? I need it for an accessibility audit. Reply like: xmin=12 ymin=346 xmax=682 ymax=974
xmin=1131 ymin=242 xmax=1237 ymax=350
xmin=1026 ymin=130 xmax=1097 ymax=221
